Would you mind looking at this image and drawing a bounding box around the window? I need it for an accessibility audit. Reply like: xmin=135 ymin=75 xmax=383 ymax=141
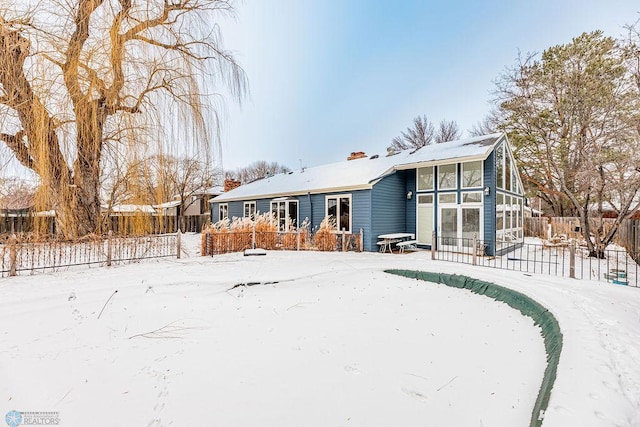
xmin=438 ymin=193 xmax=457 ymax=204
xmin=218 ymin=203 xmax=228 ymax=221
xmin=512 ymin=167 xmax=520 ymax=194
xmin=271 ymin=198 xmax=298 ymax=231
xmin=326 ymin=195 xmax=351 ymax=232
xmin=496 ymin=193 xmax=504 ymax=230
xmin=244 ymin=201 xmax=256 ymax=219
xmin=438 ymin=164 xmax=457 ymax=190
xmin=496 ymin=191 xmax=523 ymax=248
xmin=418 ymin=194 xmax=433 ymax=204
xmin=496 ymin=145 xmax=504 ymax=189
xmin=462 ymin=161 xmax=482 ymax=188
xmin=417 ymin=167 xmax=434 ymax=191
xmin=462 ymin=192 xmax=482 ymax=203
xmin=505 ymin=154 xmax=512 ymax=192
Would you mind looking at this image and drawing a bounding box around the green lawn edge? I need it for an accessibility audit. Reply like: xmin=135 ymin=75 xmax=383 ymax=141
xmin=384 ymin=269 xmax=562 ymax=427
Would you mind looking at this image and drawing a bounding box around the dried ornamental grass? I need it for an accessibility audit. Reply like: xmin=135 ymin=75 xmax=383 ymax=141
xmin=314 ymin=216 xmax=337 ymax=251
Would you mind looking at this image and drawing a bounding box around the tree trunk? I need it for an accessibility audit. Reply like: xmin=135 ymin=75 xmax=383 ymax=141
xmin=70 ymin=101 xmax=105 ymax=237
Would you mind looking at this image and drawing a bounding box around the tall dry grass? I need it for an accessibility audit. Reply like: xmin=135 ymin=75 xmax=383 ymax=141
xmin=314 ymin=216 xmax=337 ymax=251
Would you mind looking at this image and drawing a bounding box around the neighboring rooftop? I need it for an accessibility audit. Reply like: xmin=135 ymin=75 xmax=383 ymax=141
xmin=212 ymin=133 xmax=503 ymax=203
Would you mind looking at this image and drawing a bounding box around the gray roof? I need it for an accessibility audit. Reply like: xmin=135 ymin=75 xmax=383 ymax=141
xmin=212 ymin=133 xmax=504 ymax=203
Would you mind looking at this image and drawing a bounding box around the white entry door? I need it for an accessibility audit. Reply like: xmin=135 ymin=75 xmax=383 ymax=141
xmin=417 ymin=195 xmax=434 ymax=245
xmin=439 ymin=206 xmax=459 ymax=251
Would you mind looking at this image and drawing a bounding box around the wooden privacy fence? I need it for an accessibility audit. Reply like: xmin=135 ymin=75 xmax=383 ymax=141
xmin=0 ymin=214 xmax=210 ymax=236
xmin=525 ymin=217 xmax=619 ymax=240
xmin=0 ymin=232 xmax=180 ymax=277
xmin=202 ymin=229 xmax=364 ymax=255
xmin=525 ymin=216 xmax=640 ymax=267
xmin=106 ymin=214 xmax=209 ymax=235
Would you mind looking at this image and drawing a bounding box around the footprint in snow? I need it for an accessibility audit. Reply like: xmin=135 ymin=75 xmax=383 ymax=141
xmin=401 ymin=387 xmax=427 ymax=402
xmin=344 ymin=365 xmax=360 ymax=375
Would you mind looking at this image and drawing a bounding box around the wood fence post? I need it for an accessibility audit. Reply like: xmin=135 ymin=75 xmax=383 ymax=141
xmin=569 ymin=241 xmax=576 ymax=279
xmin=107 ymin=230 xmax=113 ymax=266
xmin=296 ymin=229 xmax=301 ymax=251
xmin=431 ymin=230 xmax=436 ymax=260
xmin=359 ymin=228 xmax=364 ymax=252
xmin=9 ymin=233 xmax=17 ymax=277
xmin=472 ymin=234 xmax=477 ymax=266
xmin=176 ymin=229 xmax=182 ymax=259
xmin=252 ymin=222 xmax=256 ymax=250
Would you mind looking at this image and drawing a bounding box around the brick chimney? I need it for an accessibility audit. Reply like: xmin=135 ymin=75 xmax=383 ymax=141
xmin=347 ymin=151 xmax=366 ymax=160
xmin=224 ymin=179 xmax=242 ymax=192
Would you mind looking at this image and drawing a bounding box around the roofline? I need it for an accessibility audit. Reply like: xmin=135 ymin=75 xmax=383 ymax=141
xmin=393 ymin=153 xmax=489 ymax=172
xmin=211 ymin=133 xmax=507 ymax=204
xmin=370 ymin=134 xmax=504 ymax=183
xmin=209 ymin=183 xmax=374 ymax=203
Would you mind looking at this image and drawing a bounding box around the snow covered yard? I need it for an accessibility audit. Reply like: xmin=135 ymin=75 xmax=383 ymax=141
xmin=1 ymin=234 xmax=639 ymax=426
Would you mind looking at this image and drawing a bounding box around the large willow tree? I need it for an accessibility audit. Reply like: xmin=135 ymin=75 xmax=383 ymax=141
xmin=0 ymin=0 xmax=245 ymax=238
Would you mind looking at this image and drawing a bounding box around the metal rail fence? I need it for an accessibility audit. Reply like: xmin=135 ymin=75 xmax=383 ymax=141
xmin=433 ymin=236 xmax=638 ymax=287
xmin=1 ymin=232 xmax=179 ymax=277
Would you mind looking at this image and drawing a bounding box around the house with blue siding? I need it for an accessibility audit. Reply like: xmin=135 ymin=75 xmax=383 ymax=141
xmin=210 ymin=133 xmax=524 ymax=255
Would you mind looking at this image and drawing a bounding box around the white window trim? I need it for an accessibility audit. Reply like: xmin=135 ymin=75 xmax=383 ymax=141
xmin=461 ymin=161 xmax=483 ymax=189
xmin=437 ymin=164 xmax=458 ymax=190
xmin=325 ymin=194 xmax=352 ymax=232
xmin=243 ymin=201 xmax=256 ymax=218
xmin=218 ymin=203 xmax=228 ymax=221
xmin=417 ymin=194 xmax=434 ymax=205
xmin=461 ymin=191 xmax=483 ymax=204
xmin=270 ymin=199 xmax=299 ymax=231
xmin=417 ymin=166 xmax=434 ymax=191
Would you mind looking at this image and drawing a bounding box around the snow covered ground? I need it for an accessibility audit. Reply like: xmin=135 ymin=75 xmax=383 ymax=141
xmin=1 ymin=234 xmax=639 ymax=426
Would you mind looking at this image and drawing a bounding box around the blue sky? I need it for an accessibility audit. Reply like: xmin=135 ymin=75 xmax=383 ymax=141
xmin=217 ymin=1 xmax=640 ymax=171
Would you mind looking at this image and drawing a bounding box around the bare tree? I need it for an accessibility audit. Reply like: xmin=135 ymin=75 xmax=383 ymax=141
xmin=226 ymin=161 xmax=290 ymax=184
xmin=469 ymin=112 xmax=501 ymax=137
xmin=434 ymin=120 xmax=461 ymax=143
xmin=0 ymin=1 xmax=246 ymax=238
xmin=0 ymin=177 xmax=36 ymax=211
xmin=130 ymin=154 xmax=220 ymax=229
xmin=389 ymin=116 xmax=461 ymax=152
xmin=389 ymin=115 xmax=434 ymax=151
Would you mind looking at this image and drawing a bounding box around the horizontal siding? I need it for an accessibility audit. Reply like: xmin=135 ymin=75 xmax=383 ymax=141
xmin=351 ymin=190 xmax=372 ymax=249
xmin=256 ymin=200 xmax=270 ymax=215
xmin=371 ymin=173 xmax=407 ymax=252
xmin=211 ymin=189 xmax=374 ymax=249
xmin=405 ymin=170 xmax=416 ymax=236
xmin=228 ymin=201 xmax=243 ymax=220
xmin=310 ymin=194 xmax=326 ymax=231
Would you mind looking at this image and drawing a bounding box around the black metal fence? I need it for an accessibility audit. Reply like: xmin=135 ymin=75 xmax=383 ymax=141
xmin=0 ymin=233 xmax=178 ymax=277
xmin=433 ymin=236 xmax=638 ymax=288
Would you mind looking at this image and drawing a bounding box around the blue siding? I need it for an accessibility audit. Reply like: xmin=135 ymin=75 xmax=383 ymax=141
xmin=483 ymin=150 xmax=496 ymax=256
xmin=210 ymin=202 xmax=217 ymax=222
xmin=370 ymin=173 xmax=408 ymax=252
xmin=405 ymin=170 xmax=416 ymax=235
xmin=256 ymin=200 xmax=270 ymax=215
xmin=209 ymin=201 xmax=228 ymax=222
xmin=228 ymin=201 xmax=243 ymax=219
xmin=352 ymin=190 xmax=372 ymax=247
xmin=298 ymin=194 xmax=311 ymax=227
